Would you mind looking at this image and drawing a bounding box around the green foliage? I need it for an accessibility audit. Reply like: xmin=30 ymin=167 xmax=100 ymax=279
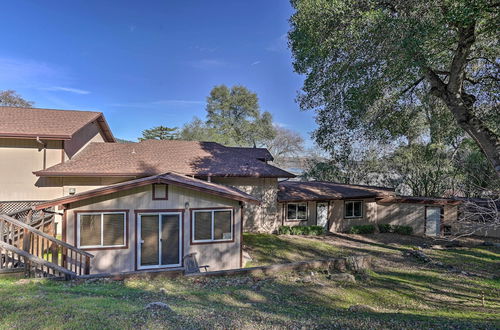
xmin=393 ymin=225 xmax=414 ymax=235
xmin=0 ymin=90 xmax=33 ymax=107
xmin=179 ymin=85 xmax=277 ymax=147
xmin=205 ymin=85 xmax=276 ymax=146
xmin=289 ymin=0 xmax=499 ymax=172
xmin=377 ymin=224 xmax=392 ymax=233
xmin=139 ymin=125 xmax=179 ymax=141
xmin=278 ymin=225 xmax=325 ymax=236
xmin=349 ymin=225 xmax=376 ymax=234
xmin=278 ymin=226 xmax=292 ymax=235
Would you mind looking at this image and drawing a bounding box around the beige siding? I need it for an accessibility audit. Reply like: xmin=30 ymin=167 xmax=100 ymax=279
xmin=64 ymin=122 xmax=106 ymax=159
xmin=0 ymin=138 xmax=63 ymax=201
xmin=376 ymin=203 xmax=426 ymax=235
xmin=66 ymin=184 xmax=241 ymax=274
xmin=61 ymin=176 xmax=135 ymax=196
xmin=327 ymin=199 xmax=378 ymax=232
xmin=212 ymin=177 xmax=278 ymax=232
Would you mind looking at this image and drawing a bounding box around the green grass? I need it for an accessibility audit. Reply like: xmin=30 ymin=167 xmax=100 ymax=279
xmin=0 ymin=233 xmax=498 ymax=329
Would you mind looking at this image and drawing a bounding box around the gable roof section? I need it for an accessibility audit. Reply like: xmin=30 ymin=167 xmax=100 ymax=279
xmin=34 ymin=172 xmax=260 ymax=210
xmin=278 ymin=181 xmax=395 ymax=202
xmin=34 ymin=140 xmax=294 ymax=178
xmin=0 ymin=106 xmax=115 ymax=142
xmin=229 ymin=147 xmax=274 ymax=161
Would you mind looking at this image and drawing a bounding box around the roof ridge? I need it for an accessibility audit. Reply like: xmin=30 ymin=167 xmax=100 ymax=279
xmin=0 ymin=105 xmax=102 ymax=114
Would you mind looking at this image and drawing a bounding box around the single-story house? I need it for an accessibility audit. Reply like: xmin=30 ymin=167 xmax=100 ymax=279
xmin=277 ymin=181 xmax=460 ymax=236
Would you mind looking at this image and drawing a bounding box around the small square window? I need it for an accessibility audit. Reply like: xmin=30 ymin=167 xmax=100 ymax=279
xmin=153 ymin=184 xmax=168 ymax=200
xmin=345 ymin=201 xmax=363 ymax=218
xmin=286 ymin=203 xmax=307 ymax=221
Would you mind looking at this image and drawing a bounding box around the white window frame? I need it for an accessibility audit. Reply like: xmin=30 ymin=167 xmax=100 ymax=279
xmin=344 ymin=200 xmax=363 ymax=218
xmin=77 ymin=212 xmax=127 ymax=249
xmin=286 ymin=203 xmax=308 ymax=221
xmin=137 ymin=212 xmax=182 ymax=270
xmin=192 ymin=209 xmax=234 ymax=243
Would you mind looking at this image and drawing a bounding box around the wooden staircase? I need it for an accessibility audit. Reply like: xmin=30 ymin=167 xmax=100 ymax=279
xmin=0 ymin=209 xmax=93 ymax=279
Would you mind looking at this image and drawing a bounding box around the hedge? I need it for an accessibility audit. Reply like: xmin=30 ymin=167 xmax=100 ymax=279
xmin=278 ymin=225 xmax=325 ymax=236
xmin=377 ymin=224 xmax=392 ymax=233
xmin=349 ymin=224 xmax=376 ymax=234
xmin=393 ymin=225 xmax=413 ymax=235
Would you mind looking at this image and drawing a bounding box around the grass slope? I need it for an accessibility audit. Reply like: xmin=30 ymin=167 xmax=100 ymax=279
xmin=0 ymin=233 xmax=498 ymax=329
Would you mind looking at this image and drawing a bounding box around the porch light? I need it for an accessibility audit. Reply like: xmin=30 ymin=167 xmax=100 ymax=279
xmin=185 ymin=202 xmax=190 ymax=210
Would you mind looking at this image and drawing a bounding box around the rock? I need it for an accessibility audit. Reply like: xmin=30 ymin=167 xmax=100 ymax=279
xmin=434 ymin=261 xmax=444 ymax=267
xmin=406 ymin=250 xmax=432 ymax=263
xmin=301 ymin=275 xmax=313 ymax=283
xmin=431 ymin=245 xmax=445 ymax=250
xmin=159 ymin=288 xmax=168 ymax=294
xmin=346 ymin=255 xmax=371 ymax=272
xmin=15 ymin=279 xmax=31 ymax=285
xmin=331 ymin=259 xmax=347 ymax=272
xmin=327 ymin=273 xmax=356 ymax=283
xmin=145 ymin=302 xmax=173 ymax=312
xmin=348 ymin=304 xmax=376 ymax=313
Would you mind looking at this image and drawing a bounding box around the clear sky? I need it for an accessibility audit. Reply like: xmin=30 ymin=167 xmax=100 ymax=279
xmin=0 ymin=1 xmax=316 ymax=144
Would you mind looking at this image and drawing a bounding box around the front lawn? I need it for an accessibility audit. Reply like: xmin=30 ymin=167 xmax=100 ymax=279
xmin=0 ymin=233 xmax=498 ymax=329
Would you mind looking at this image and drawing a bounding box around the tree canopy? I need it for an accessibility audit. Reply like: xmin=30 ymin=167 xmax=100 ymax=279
xmin=0 ymin=90 xmax=34 ymax=107
xmin=289 ymin=0 xmax=500 ymax=175
xmin=139 ymin=126 xmax=179 ymax=141
xmin=205 ymin=85 xmax=276 ymax=147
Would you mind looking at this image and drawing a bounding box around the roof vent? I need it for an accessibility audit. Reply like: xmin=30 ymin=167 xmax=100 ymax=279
xmin=132 ymin=148 xmax=136 ymax=154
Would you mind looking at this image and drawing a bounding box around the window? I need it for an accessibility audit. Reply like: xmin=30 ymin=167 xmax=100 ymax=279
xmin=287 ymin=203 xmax=307 ymax=221
xmin=192 ymin=209 xmax=233 ymax=243
xmin=152 ymin=184 xmax=168 ymax=200
xmin=345 ymin=201 xmax=363 ymax=218
xmin=77 ymin=212 xmax=126 ymax=248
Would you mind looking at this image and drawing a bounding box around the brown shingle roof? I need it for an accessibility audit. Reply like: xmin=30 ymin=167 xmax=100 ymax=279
xmin=0 ymin=106 xmax=115 ymax=141
xmin=229 ymin=147 xmax=274 ymax=161
xmin=34 ymin=172 xmax=260 ymax=210
xmin=378 ymin=196 xmax=461 ymax=205
xmin=34 ymin=140 xmax=294 ymax=178
xmin=278 ymin=181 xmax=395 ymax=202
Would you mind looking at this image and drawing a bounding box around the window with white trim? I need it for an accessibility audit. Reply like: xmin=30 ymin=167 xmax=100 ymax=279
xmin=287 ymin=203 xmax=307 ymax=220
xmin=192 ymin=209 xmax=233 ymax=242
xmin=345 ymin=201 xmax=363 ymax=218
xmin=77 ymin=212 xmax=126 ymax=248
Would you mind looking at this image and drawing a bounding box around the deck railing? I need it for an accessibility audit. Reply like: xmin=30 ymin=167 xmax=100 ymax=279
xmin=0 ymin=214 xmax=93 ymax=278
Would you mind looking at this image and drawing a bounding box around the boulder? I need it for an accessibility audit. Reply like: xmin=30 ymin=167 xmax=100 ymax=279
xmin=145 ymin=302 xmax=173 ymax=312
xmin=327 ymin=273 xmax=356 ymax=283
xmin=345 ymin=255 xmax=371 ymax=272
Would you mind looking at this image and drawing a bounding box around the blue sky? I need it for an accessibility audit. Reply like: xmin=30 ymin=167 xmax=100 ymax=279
xmin=0 ymin=1 xmax=316 ymax=145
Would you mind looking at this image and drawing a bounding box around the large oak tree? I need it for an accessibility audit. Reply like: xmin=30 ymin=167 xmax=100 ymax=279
xmin=289 ymin=0 xmax=499 ymax=175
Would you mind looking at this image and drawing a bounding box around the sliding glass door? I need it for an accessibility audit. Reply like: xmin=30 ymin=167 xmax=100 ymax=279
xmin=138 ymin=212 xmax=181 ymax=269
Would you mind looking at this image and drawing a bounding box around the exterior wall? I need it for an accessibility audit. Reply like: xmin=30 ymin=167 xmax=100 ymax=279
xmin=376 ymin=203 xmax=426 ymax=235
xmin=0 ymin=138 xmax=64 ymax=201
xmin=64 ymin=122 xmax=106 ymax=159
xmin=212 ymin=177 xmax=278 ymax=232
xmin=0 ymin=122 xmax=108 ymax=204
xmin=65 ymin=184 xmax=241 ymax=274
xmin=328 ymin=199 xmax=378 ymax=233
xmin=277 ymin=201 xmax=319 ymax=227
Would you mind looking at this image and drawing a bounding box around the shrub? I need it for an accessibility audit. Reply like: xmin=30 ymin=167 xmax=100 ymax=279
xmin=277 ymin=225 xmax=325 ymax=236
xmin=278 ymin=226 xmax=291 ymax=235
xmin=393 ymin=225 xmax=413 ymax=235
xmin=378 ymin=224 xmax=392 ymax=233
xmin=349 ymin=225 xmax=376 ymax=234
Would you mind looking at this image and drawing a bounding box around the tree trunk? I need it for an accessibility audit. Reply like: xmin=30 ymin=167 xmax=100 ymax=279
xmin=447 ymin=101 xmax=500 ymax=176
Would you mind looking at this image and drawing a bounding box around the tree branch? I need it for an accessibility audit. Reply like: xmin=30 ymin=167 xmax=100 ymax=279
xmin=448 ymin=23 xmax=476 ymax=94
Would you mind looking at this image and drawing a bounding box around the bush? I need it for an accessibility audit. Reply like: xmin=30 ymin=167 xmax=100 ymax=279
xmin=277 ymin=225 xmax=325 ymax=236
xmin=378 ymin=224 xmax=392 ymax=233
xmin=278 ymin=226 xmax=292 ymax=235
xmin=393 ymin=225 xmax=413 ymax=235
xmin=349 ymin=225 xmax=376 ymax=234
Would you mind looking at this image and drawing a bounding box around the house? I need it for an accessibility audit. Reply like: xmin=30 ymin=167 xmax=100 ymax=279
xmin=0 ymin=106 xmax=462 ymax=277
xmin=277 ymin=181 xmax=460 ymax=236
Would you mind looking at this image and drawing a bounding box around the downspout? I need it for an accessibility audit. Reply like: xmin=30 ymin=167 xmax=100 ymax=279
xmin=36 ymin=136 xmax=47 ymax=169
